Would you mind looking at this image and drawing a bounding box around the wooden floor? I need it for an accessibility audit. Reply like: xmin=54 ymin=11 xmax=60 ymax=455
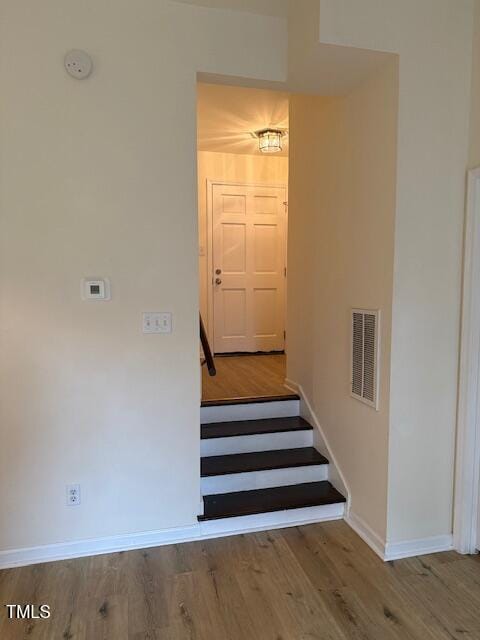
xmin=1 ymin=521 xmax=480 ymax=639
xmin=202 ymin=353 xmax=291 ymax=402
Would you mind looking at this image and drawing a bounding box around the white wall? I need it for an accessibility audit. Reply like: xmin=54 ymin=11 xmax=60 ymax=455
xmin=197 ymin=151 xmax=288 ymax=334
xmin=0 ymin=0 xmax=286 ymax=552
xmin=315 ymin=0 xmax=474 ymax=544
xmin=288 ymin=59 xmax=398 ymax=539
xmin=0 ymin=0 xmax=476 ymax=558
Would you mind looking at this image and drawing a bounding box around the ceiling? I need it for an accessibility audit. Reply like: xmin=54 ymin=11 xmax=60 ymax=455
xmin=197 ymin=83 xmax=289 ymax=156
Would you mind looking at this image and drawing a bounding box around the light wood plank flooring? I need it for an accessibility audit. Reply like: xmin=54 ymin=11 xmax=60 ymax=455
xmin=202 ymin=354 xmax=291 ymax=402
xmin=1 ymin=521 xmax=480 ymax=639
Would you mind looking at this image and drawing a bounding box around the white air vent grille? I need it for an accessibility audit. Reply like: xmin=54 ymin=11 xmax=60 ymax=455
xmin=351 ymin=309 xmax=380 ymax=409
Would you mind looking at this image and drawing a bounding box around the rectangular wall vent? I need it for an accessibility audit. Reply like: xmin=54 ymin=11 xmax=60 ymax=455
xmin=351 ymin=309 xmax=380 ymax=410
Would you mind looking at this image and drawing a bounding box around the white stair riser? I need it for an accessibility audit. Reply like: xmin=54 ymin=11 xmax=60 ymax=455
xmin=201 ymin=464 xmax=328 ymax=495
xmin=201 ymin=400 xmax=300 ymax=424
xmin=201 ymin=430 xmax=313 ymax=456
xmin=199 ymin=502 xmax=345 ymax=537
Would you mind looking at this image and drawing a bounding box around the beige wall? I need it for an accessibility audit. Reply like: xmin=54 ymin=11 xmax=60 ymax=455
xmin=0 ymin=0 xmax=286 ymax=552
xmin=287 ymin=59 xmax=398 ymax=539
xmin=197 ymin=151 xmax=288 ymax=335
xmin=315 ymin=0 xmax=474 ymax=544
xmin=470 ymin=0 xmax=480 ymax=168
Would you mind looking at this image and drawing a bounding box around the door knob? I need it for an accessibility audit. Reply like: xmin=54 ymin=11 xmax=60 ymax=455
xmin=215 ymin=278 xmax=222 ymax=285
xmin=215 ymin=269 xmax=222 ymax=275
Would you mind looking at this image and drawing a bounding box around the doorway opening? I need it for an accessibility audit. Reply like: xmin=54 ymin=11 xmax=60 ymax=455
xmin=197 ymin=82 xmax=292 ymax=404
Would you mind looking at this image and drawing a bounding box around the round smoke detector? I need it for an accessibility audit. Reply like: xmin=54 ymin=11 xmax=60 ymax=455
xmin=64 ymin=50 xmax=93 ymax=79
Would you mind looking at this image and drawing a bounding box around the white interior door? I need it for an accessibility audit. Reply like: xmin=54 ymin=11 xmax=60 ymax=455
xmin=212 ymin=183 xmax=286 ymax=353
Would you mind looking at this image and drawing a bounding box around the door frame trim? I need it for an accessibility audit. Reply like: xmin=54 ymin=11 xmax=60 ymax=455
xmin=205 ymin=179 xmax=288 ymax=349
xmin=454 ymin=166 xmax=480 ymax=554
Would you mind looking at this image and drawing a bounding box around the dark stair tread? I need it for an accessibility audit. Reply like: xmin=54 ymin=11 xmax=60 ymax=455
xmin=201 ymin=394 xmax=299 ymax=408
xmin=201 ymin=416 xmax=313 ymax=439
xmin=201 ymin=447 xmax=328 ymax=477
xmin=198 ymin=481 xmax=345 ymax=521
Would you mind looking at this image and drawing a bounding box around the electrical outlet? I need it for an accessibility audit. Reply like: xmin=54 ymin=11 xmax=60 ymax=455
xmin=66 ymin=484 xmax=81 ymax=506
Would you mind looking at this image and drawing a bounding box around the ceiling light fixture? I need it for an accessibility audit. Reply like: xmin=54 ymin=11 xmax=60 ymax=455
xmin=256 ymin=128 xmax=285 ymax=153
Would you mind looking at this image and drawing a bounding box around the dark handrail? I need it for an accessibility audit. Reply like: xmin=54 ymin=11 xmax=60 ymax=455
xmin=200 ymin=313 xmax=216 ymax=376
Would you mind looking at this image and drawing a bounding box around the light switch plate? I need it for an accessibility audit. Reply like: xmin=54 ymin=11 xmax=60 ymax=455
xmin=143 ymin=312 xmax=172 ymax=334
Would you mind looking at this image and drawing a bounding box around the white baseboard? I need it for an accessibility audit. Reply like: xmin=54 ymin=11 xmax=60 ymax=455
xmin=384 ymin=534 xmax=453 ymax=561
xmin=284 ymin=380 xmax=455 ymax=563
xmin=0 ymin=525 xmax=200 ymax=570
xmin=0 ymin=503 xmax=345 ymax=570
xmin=0 ymin=510 xmax=453 ymax=570
xmin=346 ymin=510 xmax=454 ymax=561
xmin=345 ymin=510 xmax=386 ymax=559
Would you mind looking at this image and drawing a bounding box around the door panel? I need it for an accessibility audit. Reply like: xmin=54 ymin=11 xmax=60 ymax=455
xmin=253 ymin=288 xmax=277 ymax=336
xmin=254 ymin=224 xmax=278 ymax=273
xmin=222 ymin=194 xmax=246 ymax=214
xmin=221 ymin=224 xmax=246 ymax=273
xmin=254 ymin=195 xmax=277 ymax=214
xmin=212 ymin=183 xmax=286 ymax=353
xmin=222 ymin=289 xmax=247 ymax=337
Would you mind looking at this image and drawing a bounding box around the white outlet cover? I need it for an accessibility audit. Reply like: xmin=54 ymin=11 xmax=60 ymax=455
xmin=66 ymin=484 xmax=81 ymax=506
xmin=64 ymin=50 xmax=93 ymax=79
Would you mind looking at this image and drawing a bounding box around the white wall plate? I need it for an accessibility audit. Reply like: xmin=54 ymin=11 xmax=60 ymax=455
xmin=64 ymin=50 xmax=93 ymax=79
xmin=142 ymin=312 xmax=172 ymax=334
xmin=81 ymin=278 xmax=110 ymax=300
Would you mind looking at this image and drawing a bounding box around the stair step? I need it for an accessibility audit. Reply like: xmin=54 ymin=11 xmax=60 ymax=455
xmin=201 ymin=455 xmax=328 ymax=495
xmin=198 ymin=481 xmax=346 ymax=521
xmin=201 ymin=447 xmax=327 ymax=477
xmin=201 ymin=398 xmax=300 ymax=424
xmin=201 ymin=447 xmax=329 ymax=493
xmin=201 ymin=416 xmax=313 ymax=440
xmin=201 ymin=394 xmax=299 ymax=408
xmin=201 ymin=428 xmax=313 ymax=457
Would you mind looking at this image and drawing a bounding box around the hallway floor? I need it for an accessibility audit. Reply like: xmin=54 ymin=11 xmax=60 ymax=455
xmin=201 ymin=353 xmax=291 ymax=403
xmin=1 ymin=521 xmax=479 ymax=639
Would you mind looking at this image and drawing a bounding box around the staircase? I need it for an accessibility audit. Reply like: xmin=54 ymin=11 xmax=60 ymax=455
xmin=198 ymin=395 xmax=346 ymax=535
